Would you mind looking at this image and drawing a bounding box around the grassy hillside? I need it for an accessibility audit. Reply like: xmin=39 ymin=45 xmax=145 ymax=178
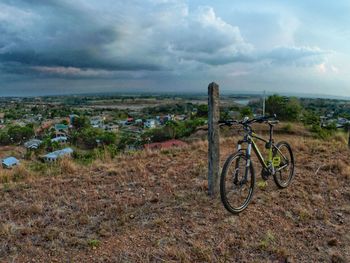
xmin=1 ymin=129 xmax=350 ymax=262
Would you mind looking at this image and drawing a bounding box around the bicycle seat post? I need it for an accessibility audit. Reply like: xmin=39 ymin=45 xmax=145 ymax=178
xmin=269 ymin=123 xmax=274 ymax=143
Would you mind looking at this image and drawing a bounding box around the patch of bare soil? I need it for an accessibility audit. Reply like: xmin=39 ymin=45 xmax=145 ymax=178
xmin=0 ymin=135 xmax=349 ymax=262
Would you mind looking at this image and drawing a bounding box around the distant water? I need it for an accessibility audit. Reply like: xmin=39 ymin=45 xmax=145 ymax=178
xmin=233 ymin=99 xmax=250 ymax=105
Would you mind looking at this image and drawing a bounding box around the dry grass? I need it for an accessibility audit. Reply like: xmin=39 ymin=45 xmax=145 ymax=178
xmin=0 ymin=133 xmax=350 ymax=262
xmin=0 ymin=164 xmax=34 ymax=183
xmin=58 ymin=157 xmax=79 ymax=174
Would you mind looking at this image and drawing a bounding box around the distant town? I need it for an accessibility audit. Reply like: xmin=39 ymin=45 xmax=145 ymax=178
xmin=1 ymin=94 xmax=350 ymax=169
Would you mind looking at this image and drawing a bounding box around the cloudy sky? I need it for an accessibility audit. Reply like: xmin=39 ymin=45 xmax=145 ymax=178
xmin=0 ymin=0 xmax=349 ymax=96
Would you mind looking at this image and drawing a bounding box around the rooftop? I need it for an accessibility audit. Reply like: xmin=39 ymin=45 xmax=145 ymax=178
xmin=43 ymin=148 xmax=73 ymax=160
xmin=2 ymin=157 xmax=20 ymax=167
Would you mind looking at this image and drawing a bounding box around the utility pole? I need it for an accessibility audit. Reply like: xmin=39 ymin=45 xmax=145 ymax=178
xmin=262 ymin=90 xmax=266 ymax=116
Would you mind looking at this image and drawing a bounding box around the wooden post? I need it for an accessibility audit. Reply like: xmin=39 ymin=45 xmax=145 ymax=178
xmin=208 ymin=82 xmax=220 ymax=196
xmin=344 ymin=123 xmax=350 ymax=149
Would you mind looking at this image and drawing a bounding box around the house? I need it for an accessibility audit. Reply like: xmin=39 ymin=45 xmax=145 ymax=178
xmin=13 ymin=120 xmax=26 ymax=127
xmin=51 ymin=136 xmax=68 ymax=143
xmin=36 ymin=114 xmax=43 ymax=121
xmin=54 ymin=124 xmax=69 ymax=133
xmin=24 ymin=139 xmax=42 ymax=150
xmin=144 ymin=139 xmax=187 ymax=150
xmin=90 ymin=116 xmax=104 ymax=128
xmin=91 ymin=119 xmax=102 ymax=128
xmin=38 ymin=120 xmax=54 ymax=133
xmin=2 ymin=157 xmax=20 ymax=169
xmin=118 ymin=120 xmax=128 ymax=126
xmin=337 ymin=117 xmax=349 ymax=126
xmin=135 ymin=119 xmax=143 ymax=125
xmin=144 ymin=119 xmax=156 ymax=128
xmin=43 ymin=147 xmax=74 ymax=162
xmin=175 ymin=115 xmax=187 ymax=121
xmin=163 ymin=114 xmax=173 ymax=123
xmin=103 ymin=124 xmax=119 ymax=132
xmin=158 ymin=114 xmax=173 ymax=125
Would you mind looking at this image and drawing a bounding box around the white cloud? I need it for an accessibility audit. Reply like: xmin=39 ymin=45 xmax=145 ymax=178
xmin=315 ymin=62 xmax=339 ymax=74
xmin=262 ymin=46 xmax=329 ymax=66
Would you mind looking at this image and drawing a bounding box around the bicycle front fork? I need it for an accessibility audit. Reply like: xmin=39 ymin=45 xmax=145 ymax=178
xmin=236 ymin=142 xmax=251 ymax=185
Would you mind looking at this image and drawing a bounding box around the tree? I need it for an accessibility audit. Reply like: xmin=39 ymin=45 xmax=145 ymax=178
xmin=79 ymin=128 xmax=117 ymax=149
xmin=284 ymin=98 xmax=302 ymax=121
xmin=266 ymin=95 xmax=301 ymax=121
xmin=266 ymin=95 xmax=285 ymax=117
xmin=80 ymin=128 xmax=101 ymax=149
xmin=72 ymin=116 xmax=89 ymax=130
xmin=239 ymin=107 xmax=253 ymax=118
xmin=118 ymin=132 xmax=141 ymax=150
xmin=0 ymin=131 xmax=10 ymax=145
xmin=197 ymin=104 xmax=208 ymax=117
xmin=8 ymin=125 xmax=34 ymax=143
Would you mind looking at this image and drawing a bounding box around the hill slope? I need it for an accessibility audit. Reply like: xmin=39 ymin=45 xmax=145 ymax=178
xmin=1 ymin=134 xmax=350 ymax=262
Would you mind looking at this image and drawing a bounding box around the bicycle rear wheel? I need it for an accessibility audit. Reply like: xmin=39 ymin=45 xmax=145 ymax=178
xmin=273 ymin=141 xmax=295 ymax=188
xmin=220 ymin=152 xmax=255 ymax=214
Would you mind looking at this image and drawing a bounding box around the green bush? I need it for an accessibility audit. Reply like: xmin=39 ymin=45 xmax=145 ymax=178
xmin=72 ymin=151 xmax=95 ymax=164
xmin=310 ymin=124 xmax=336 ymax=139
xmin=302 ymin=110 xmax=320 ymax=126
xmin=106 ymin=144 xmax=118 ymax=158
xmin=144 ymin=127 xmax=171 ymax=143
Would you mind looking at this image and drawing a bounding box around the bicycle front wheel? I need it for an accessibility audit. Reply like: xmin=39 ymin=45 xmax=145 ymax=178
xmin=220 ymin=152 xmax=255 ymax=214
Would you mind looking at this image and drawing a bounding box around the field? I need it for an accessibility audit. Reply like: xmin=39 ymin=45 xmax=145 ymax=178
xmin=0 ymin=126 xmax=350 ymax=262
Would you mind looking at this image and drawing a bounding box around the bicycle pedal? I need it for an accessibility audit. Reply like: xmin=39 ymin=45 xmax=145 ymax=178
xmin=261 ymin=168 xmax=270 ymax=181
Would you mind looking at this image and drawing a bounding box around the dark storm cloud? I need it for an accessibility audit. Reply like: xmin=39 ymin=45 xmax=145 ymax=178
xmin=0 ymin=49 xmax=161 ymax=71
xmin=0 ymin=0 xmax=164 ymax=72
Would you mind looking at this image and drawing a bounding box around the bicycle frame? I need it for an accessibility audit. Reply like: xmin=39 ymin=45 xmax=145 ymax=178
xmin=237 ymin=126 xmax=288 ymax=173
xmin=252 ymin=133 xmax=271 ymax=169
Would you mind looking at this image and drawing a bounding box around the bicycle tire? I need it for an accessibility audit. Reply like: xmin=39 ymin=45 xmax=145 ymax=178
xmin=273 ymin=141 xmax=295 ymax=188
xmin=220 ymin=152 xmax=255 ymax=214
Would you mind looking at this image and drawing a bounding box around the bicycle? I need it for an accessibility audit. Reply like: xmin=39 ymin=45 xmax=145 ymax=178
xmin=219 ymin=115 xmax=295 ymax=214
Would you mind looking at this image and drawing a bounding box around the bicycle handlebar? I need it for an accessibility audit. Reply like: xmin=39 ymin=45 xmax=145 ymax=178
xmin=219 ymin=114 xmax=278 ymax=126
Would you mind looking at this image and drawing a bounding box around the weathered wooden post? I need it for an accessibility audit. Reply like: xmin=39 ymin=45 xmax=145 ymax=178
xmin=344 ymin=123 xmax=350 ymax=149
xmin=208 ymin=82 xmax=220 ymax=196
